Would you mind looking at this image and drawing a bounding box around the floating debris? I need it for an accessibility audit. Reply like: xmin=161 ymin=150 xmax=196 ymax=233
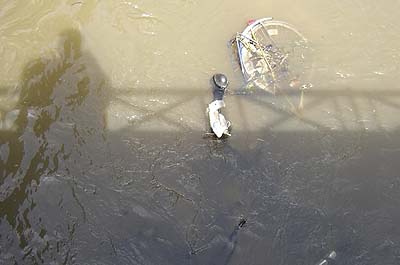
xmin=207 ymin=74 xmax=231 ymax=138
xmin=315 ymin=251 xmax=337 ymax=265
xmin=237 ymin=217 xmax=247 ymax=228
xmin=232 ymin=18 xmax=312 ymax=110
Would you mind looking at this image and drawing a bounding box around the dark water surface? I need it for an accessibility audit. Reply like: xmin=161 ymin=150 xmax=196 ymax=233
xmin=2 ymin=1 xmax=400 ymax=265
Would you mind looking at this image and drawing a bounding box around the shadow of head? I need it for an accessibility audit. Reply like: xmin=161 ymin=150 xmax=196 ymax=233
xmin=19 ymin=29 xmax=82 ymax=108
xmin=4 ymin=28 xmax=110 ymax=135
xmin=59 ymin=28 xmax=83 ymax=62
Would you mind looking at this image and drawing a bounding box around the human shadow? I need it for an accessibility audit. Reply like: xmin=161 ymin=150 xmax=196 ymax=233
xmin=0 ymin=29 xmax=110 ymax=264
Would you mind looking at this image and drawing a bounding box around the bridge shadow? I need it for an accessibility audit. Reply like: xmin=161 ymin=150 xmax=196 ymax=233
xmin=1 ymin=29 xmax=400 ymax=265
xmin=108 ymin=83 xmax=400 ymax=135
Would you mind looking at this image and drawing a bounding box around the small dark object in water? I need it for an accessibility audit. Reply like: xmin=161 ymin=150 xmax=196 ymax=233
xmin=315 ymin=251 xmax=337 ymax=265
xmin=212 ymin=74 xmax=228 ymax=101
xmin=238 ymin=217 xmax=247 ymax=228
xmin=213 ymin=73 xmax=229 ymax=89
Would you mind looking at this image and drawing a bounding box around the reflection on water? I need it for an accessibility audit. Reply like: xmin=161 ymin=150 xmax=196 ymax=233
xmin=1 ymin=0 xmax=400 ymax=264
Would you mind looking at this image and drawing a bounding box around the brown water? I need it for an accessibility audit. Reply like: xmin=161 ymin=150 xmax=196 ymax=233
xmin=1 ymin=1 xmax=400 ymax=264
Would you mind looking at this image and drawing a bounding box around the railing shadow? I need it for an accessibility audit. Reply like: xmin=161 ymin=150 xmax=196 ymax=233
xmin=108 ymin=85 xmax=400 ymax=134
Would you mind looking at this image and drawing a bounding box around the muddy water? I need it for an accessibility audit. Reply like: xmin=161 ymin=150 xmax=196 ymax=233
xmin=1 ymin=1 xmax=400 ymax=264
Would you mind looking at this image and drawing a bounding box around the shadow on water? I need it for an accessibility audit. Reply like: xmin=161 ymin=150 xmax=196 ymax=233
xmin=0 ymin=29 xmax=110 ymax=264
xmin=1 ymin=31 xmax=400 ymax=265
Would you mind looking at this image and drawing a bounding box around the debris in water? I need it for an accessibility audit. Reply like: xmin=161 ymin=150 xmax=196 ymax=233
xmin=315 ymin=251 xmax=337 ymax=265
xmin=237 ymin=217 xmax=247 ymax=228
xmin=232 ymin=17 xmax=311 ymax=110
xmin=71 ymin=1 xmax=83 ymax=7
xmin=207 ymin=74 xmax=231 ymax=138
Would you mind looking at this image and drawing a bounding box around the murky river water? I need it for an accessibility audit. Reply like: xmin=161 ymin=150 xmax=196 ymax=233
xmin=1 ymin=1 xmax=400 ymax=264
